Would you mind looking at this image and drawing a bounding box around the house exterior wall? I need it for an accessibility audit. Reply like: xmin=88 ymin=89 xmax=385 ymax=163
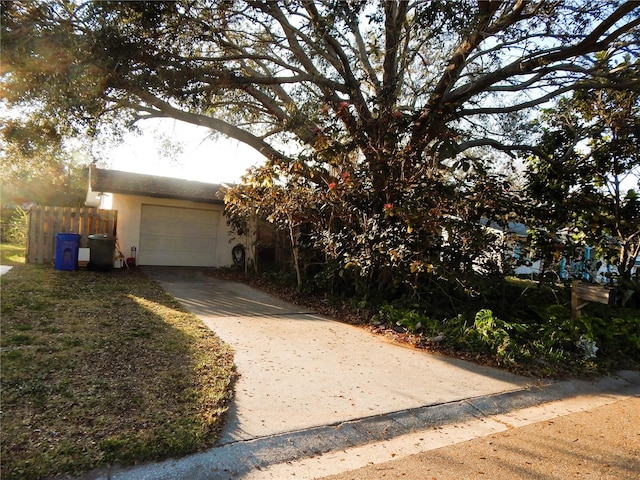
xmin=107 ymin=193 xmax=245 ymax=267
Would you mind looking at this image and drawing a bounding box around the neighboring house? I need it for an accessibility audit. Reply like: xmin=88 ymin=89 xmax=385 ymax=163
xmin=86 ymin=167 xmax=247 ymax=267
xmin=468 ymin=219 xmax=529 ymax=274
xmin=485 ymin=221 xmax=640 ymax=282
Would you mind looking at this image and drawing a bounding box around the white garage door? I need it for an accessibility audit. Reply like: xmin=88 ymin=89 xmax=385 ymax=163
xmin=139 ymin=205 xmax=220 ymax=266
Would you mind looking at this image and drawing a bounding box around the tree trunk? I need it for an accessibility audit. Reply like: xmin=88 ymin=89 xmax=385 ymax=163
xmin=287 ymin=215 xmax=303 ymax=290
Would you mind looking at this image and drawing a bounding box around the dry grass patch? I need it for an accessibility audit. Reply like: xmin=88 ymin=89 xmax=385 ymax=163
xmin=1 ymin=263 xmax=236 ymax=480
xmin=1 ymin=243 xmax=26 ymax=265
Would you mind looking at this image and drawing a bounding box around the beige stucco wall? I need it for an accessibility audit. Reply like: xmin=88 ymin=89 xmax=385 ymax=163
xmin=105 ymin=193 xmax=250 ymax=267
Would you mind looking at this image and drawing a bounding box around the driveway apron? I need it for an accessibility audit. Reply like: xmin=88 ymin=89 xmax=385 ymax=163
xmin=143 ymin=267 xmax=532 ymax=445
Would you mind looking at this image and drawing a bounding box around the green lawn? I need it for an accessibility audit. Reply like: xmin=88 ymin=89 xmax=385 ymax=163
xmin=0 ymin=254 xmax=236 ymax=480
xmin=1 ymin=243 xmax=26 ymax=265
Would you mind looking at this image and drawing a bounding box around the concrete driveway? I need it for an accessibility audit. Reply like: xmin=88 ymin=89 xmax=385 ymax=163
xmin=143 ymin=267 xmax=532 ymax=444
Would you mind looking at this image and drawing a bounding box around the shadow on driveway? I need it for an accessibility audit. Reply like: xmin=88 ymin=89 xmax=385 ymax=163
xmin=143 ymin=267 xmax=535 ymax=444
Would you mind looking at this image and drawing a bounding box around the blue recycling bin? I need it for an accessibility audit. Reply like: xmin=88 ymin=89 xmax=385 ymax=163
xmin=55 ymin=233 xmax=81 ymax=271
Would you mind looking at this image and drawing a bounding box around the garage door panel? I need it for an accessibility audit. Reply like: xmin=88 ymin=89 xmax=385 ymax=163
xmin=139 ymin=205 xmax=219 ymax=266
xmin=142 ymin=233 xmax=217 ymax=245
xmin=143 ymin=218 xmax=216 ymax=234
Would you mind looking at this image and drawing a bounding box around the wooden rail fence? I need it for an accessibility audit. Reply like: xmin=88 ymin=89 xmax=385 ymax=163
xmin=27 ymin=206 xmax=117 ymax=265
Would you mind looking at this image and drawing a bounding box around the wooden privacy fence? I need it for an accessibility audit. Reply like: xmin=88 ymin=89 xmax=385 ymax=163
xmin=27 ymin=206 xmax=117 ymax=265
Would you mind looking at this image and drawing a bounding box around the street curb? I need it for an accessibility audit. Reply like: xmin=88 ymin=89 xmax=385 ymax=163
xmin=83 ymin=371 xmax=639 ymax=480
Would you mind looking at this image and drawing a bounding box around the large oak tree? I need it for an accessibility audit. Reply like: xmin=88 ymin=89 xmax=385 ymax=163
xmin=3 ymin=0 xmax=639 ymax=292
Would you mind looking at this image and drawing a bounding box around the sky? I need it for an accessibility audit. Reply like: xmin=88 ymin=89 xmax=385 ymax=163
xmin=101 ymin=119 xmax=266 ymax=185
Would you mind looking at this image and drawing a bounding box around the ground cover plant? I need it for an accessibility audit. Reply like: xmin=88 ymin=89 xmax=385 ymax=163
xmin=213 ymin=268 xmax=640 ymax=379
xmin=0 ymin=256 xmax=236 ymax=480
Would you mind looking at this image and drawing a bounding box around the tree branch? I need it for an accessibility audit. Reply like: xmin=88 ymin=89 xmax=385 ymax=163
xmin=302 ymin=1 xmax=375 ymax=125
xmin=445 ymin=3 xmax=640 ymax=108
xmin=410 ymin=0 xmax=529 ymax=146
xmin=345 ymin=9 xmax=382 ymax=95
xmin=459 ymin=78 xmax=640 ymax=116
xmin=129 ymin=90 xmax=289 ymax=163
xmin=456 ymin=137 xmax=545 ymax=158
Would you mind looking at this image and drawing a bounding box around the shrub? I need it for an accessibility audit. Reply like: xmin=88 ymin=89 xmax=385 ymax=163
xmin=4 ymin=207 xmax=29 ymax=246
xmin=371 ymin=304 xmax=441 ymax=335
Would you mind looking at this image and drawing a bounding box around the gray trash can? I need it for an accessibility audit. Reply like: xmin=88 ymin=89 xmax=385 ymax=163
xmin=88 ymin=234 xmax=116 ymax=271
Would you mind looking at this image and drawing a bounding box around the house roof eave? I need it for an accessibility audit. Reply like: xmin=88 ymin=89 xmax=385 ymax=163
xmin=88 ymin=167 xmax=229 ymax=205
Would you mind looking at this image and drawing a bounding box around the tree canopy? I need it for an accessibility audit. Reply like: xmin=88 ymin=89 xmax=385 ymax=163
xmin=2 ymin=0 xmax=639 ymax=294
xmin=0 ymin=116 xmax=88 ymax=207
xmin=3 ymin=1 xmax=638 ymax=173
xmin=527 ymin=64 xmax=640 ymax=280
